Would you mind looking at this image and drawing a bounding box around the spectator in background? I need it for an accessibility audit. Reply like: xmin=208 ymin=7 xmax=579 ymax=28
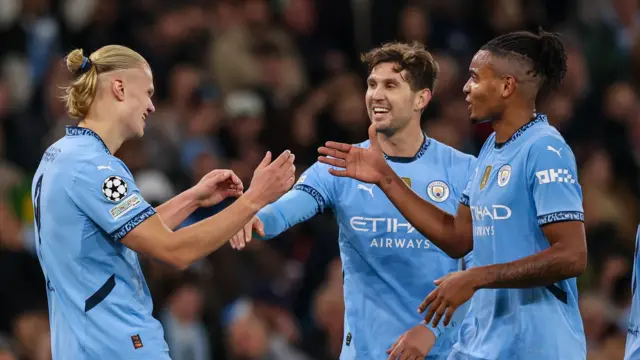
xmin=0 ymin=334 xmax=17 ymax=360
xmin=0 ymin=1 xmax=639 ymax=359
xmin=161 ymin=277 xmax=211 ymax=360
xmin=223 ymin=298 xmax=312 ymax=360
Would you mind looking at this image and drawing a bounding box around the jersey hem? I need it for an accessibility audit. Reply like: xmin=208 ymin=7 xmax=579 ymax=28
xmin=293 ymin=184 xmax=326 ymax=212
xmin=459 ymin=194 xmax=470 ymax=207
xmin=537 ymin=211 xmax=584 ymax=226
xmin=109 ymin=206 xmax=156 ymax=241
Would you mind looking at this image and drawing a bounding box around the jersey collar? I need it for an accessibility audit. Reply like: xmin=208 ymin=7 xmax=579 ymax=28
xmin=384 ymin=133 xmax=431 ymax=163
xmin=65 ymin=126 xmax=112 ymax=155
xmin=494 ymin=113 xmax=547 ymax=149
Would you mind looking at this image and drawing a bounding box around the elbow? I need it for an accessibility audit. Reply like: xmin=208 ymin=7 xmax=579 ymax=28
xmin=448 ymin=247 xmax=472 ymax=260
xmin=156 ymin=240 xmax=191 ymax=271
xmin=566 ymin=248 xmax=588 ymax=278
xmin=554 ymin=244 xmax=587 ymax=279
xmin=168 ymin=257 xmax=190 ymax=271
xmin=155 ymin=251 xmax=190 ymax=271
xmin=446 ymin=236 xmax=473 ymax=259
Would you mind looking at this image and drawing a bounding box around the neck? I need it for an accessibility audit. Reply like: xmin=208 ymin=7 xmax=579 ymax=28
xmin=79 ymin=111 xmax=125 ymax=154
xmin=377 ymin=121 xmax=425 ymax=158
xmin=492 ymin=106 xmax=536 ymax=144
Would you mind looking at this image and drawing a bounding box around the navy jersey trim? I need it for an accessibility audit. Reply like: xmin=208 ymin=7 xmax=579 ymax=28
xmin=494 ymin=114 xmax=547 ymax=149
xmin=110 ymin=206 xmax=156 ymax=242
xmin=545 ymin=284 xmax=568 ymax=304
xmin=294 ymin=184 xmax=326 ymax=212
xmin=65 ymin=126 xmax=112 ymax=154
xmin=85 ymin=274 xmax=116 ymax=312
xmin=537 ymin=211 xmax=584 ymax=226
xmin=384 ymin=133 xmax=431 ymax=163
xmin=459 ymin=194 xmax=470 ymax=207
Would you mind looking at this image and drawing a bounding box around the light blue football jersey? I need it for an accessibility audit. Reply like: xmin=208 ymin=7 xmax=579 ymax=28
xmin=31 ymin=126 xmax=170 ymax=360
xmin=257 ymin=134 xmax=476 ymax=359
xmin=625 ymin=225 xmax=640 ymax=360
xmin=450 ymin=114 xmax=586 ymax=360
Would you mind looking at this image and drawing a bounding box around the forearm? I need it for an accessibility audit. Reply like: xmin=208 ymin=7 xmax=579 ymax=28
xmin=256 ymin=188 xmax=321 ymax=240
xmin=169 ymin=195 xmax=259 ymax=268
xmin=155 ymin=189 xmax=200 ymax=230
xmin=470 ymin=244 xmax=585 ymax=289
xmin=379 ymin=172 xmax=470 ymax=257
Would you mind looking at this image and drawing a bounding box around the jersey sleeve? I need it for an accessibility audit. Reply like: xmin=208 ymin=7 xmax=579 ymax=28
xmin=459 ymin=163 xmax=477 ymax=207
xmin=65 ymin=155 xmax=156 ymax=242
xmin=256 ymin=161 xmax=336 ymax=240
xmin=458 ymin=156 xmax=477 ymax=207
xmin=291 ymin=161 xmax=336 ymax=211
xmin=527 ymin=136 xmax=584 ymax=226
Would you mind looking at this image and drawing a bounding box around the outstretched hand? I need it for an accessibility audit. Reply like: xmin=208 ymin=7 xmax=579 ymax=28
xmin=418 ymin=270 xmax=478 ymax=328
xmin=317 ymin=124 xmax=390 ymax=184
xmin=230 ymin=216 xmax=265 ymax=250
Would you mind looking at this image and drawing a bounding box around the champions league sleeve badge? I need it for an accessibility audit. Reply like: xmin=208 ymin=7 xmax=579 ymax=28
xmin=102 ymin=176 xmax=129 ymax=202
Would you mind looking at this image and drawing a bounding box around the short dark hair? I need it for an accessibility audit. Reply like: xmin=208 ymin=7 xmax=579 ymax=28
xmin=361 ymin=42 xmax=439 ymax=92
xmin=481 ymin=28 xmax=568 ymax=96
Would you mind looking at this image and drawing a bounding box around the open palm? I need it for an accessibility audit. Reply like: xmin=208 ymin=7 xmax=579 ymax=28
xmin=318 ymin=124 xmax=390 ymax=184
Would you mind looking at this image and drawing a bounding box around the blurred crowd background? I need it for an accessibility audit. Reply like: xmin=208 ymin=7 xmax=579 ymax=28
xmin=0 ymin=0 xmax=639 ymax=359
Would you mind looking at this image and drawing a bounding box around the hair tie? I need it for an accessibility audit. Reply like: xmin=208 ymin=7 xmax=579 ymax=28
xmin=78 ymin=56 xmax=92 ymax=75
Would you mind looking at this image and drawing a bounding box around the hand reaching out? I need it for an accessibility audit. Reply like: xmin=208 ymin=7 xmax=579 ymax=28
xmin=243 ymin=150 xmax=296 ymax=209
xmin=230 ymin=216 xmax=264 ymax=250
xmin=317 ymin=124 xmax=392 ymax=184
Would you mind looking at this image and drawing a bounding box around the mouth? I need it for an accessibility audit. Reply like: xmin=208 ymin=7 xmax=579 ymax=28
xmin=371 ymin=106 xmax=390 ymax=120
xmin=465 ymin=98 xmax=472 ymax=111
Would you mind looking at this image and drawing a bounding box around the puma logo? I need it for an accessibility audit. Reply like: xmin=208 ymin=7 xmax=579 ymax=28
xmin=357 ymin=184 xmax=374 ymax=198
xmin=97 ymin=162 xmax=113 ymax=171
xmin=546 ymin=146 xmax=562 ymax=158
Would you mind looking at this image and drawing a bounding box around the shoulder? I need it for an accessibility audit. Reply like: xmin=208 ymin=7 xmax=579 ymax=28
xmin=527 ymin=130 xmax=568 ymax=151
xmin=67 ymin=153 xmax=132 ymax=184
xmin=429 ymin=138 xmax=477 ymax=171
xmin=525 ymin=127 xmax=574 ymax=160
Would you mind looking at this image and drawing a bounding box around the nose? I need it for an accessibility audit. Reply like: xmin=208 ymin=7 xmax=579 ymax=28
xmin=372 ymin=86 xmax=384 ymax=101
xmin=462 ymin=79 xmax=471 ymax=95
xmin=148 ymin=101 xmax=156 ymax=114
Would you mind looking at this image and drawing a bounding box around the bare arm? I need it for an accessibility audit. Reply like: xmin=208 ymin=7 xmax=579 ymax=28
xmin=378 ymin=171 xmax=473 ymax=258
xmin=156 ymin=169 xmax=243 ymax=230
xmin=122 ymin=196 xmax=259 ymax=269
xmin=317 ymin=124 xmax=473 ymax=258
xmin=155 ymin=189 xmax=199 ymax=230
xmin=122 ymin=150 xmax=296 ymax=269
xmin=469 ymin=221 xmax=587 ymax=289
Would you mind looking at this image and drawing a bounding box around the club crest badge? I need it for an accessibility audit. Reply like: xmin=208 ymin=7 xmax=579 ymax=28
xmin=427 ymin=181 xmax=450 ymax=202
xmin=497 ymin=165 xmax=512 ymax=187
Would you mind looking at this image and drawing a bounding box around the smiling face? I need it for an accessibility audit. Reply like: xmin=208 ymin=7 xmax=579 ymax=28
xmin=365 ymin=62 xmax=430 ymax=135
xmin=109 ymin=64 xmax=156 ymax=138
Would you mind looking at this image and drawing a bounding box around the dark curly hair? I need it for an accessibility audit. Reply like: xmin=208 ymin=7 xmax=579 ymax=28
xmin=481 ymin=28 xmax=568 ymax=96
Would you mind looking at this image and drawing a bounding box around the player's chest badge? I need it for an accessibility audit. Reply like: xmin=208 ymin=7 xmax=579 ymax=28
xmin=479 ymin=165 xmax=492 ymax=190
xmin=497 ymin=165 xmax=512 ymax=187
xmin=427 ymin=181 xmax=450 ymax=202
